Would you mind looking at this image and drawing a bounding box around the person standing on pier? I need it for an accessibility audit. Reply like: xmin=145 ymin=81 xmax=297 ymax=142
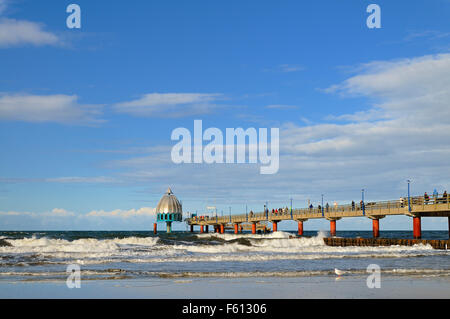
xmin=424 ymin=192 xmax=430 ymax=204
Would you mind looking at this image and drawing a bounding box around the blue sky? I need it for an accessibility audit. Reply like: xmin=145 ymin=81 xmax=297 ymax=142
xmin=0 ymin=0 xmax=450 ymax=230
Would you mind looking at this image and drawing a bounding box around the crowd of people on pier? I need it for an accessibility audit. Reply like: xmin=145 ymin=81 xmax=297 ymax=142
xmin=188 ymin=190 xmax=449 ymax=222
xmin=423 ymin=190 xmax=448 ymax=204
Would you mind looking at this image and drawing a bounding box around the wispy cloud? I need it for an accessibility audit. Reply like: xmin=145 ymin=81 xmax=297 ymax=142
xmin=0 ymin=1 xmax=60 ymax=48
xmin=0 ymin=18 xmax=60 ymax=47
xmin=278 ymin=64 xmax=304 ymax=73
xmin=86 ymin=207 xmax=155 ymax=219
xmin=0 ymin=176 xmax=116 ymax=184
xmin=265 ymin=104 xmax=298 ymax=110
xmin=113 ymin=93 xmax=225 ymax=118
xmin=0 ymin=0 xmax=7 ymax=15
xmin=0 ymin=94 xmax=104 ymax=124
xmin=0 ymin=206 xmax=156 ymax=220
xmin=403 ymin=30 xmax=450 ymax=42
xmin=263 ymin=64 xmax=304 ymax=73
xmin=103 ymin=53 xmax=450 ymax=209
xmin=0 ymin=208 xmax=75 ymax=217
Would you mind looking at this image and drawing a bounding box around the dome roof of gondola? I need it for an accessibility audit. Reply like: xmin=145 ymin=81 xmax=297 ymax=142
xmin=156 ymin=187 xmax=182 ymax=214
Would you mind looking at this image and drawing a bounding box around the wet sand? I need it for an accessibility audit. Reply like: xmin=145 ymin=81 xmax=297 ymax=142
xmin=1 ymin=275 xmax=449 ymax=298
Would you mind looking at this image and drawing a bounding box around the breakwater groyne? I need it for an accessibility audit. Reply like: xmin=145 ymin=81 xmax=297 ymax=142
xmin=323 ymin=237 xmax=450 ymax=250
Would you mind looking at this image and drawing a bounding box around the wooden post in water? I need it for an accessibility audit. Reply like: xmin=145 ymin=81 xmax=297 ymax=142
xmin=330 ymin=220 xmax=337 ymax=237
xmin=413 ymin=216 xmax=421 ymax=239
xmin=372 ymin=219 xmax=380 ymax=238
xmin=298 ymin=221 xmax=304 ymax=236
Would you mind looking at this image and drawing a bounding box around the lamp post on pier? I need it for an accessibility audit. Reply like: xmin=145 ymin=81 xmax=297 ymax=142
xmin=290 ymin=198 xmax=293 ymax=219
xmin=265 ymin=201 xmax=268 ymax=220
xmin=362 ymin=189 xmax=365 ymax=216
xmin=407 ymin=180 xmax=411 ymax=213
xmin=321 ymin=194 xmax=324 ymax=217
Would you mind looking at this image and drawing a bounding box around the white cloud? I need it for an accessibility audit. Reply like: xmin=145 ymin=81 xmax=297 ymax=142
xmin=0 ymin=18 xmax=59 ymax=47
xmin=0 ymin=0 xmax=7 ymax=15
xmin=0 ymin=207 xmax=154 ymax=219
xmin=0 ymin=208 xmax=74 ymax=217
xmin=0 ymin=0 xmax=61 ymax=48
xmin=86 ymin=207 xmax=155 ymax=219
xmin=114 ymin=93 xmax=224 ymax=118
xmin=278 ymin=64 xmax=304 ymax=73
xmin=46 ymin=176 xmax=116 ymax=184
xmin=47 ymin=208 xmax=75 ymax=217
xmin=264 ymin=64 xmax=304 ymax=73
xmin=0 ymin=1 xmax=60 ymax=48
xmin=0 ymin=94 xmax=104 ymax=124
xmin=0 ymin=176 xmax=116 ymax=184
xmin=103 ymin=54 xmax=450 ymax=224
xmin=265 ymin=104 xmax=298 ymax=110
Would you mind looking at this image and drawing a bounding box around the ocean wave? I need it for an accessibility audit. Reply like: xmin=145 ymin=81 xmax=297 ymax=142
xmin=2 ymin=268 xmax=449 ymax=281
xmin=0 ymin=236 xmax=160 ymax=254
xmin=0 ymin=233 xmax=441 ymax=263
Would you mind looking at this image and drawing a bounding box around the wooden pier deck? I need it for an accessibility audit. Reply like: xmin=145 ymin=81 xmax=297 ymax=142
xmin=186 ymin=194 xmax=450 ymax=239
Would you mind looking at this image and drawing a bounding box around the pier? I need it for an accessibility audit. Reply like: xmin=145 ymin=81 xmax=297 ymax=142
xmin=186 ymin=194 xmax=450 ymax=239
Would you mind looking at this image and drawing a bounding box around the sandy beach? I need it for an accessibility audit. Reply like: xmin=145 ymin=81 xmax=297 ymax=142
xmin=1 ymin=275 xmax=449 ymax=299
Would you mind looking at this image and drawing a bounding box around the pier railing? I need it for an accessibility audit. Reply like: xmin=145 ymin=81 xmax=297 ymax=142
xmin=186 ymin=193 xmax=450 ymax=225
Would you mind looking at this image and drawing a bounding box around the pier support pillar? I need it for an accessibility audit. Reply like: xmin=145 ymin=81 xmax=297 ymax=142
xmin=205 ymin=225 xmax=209 ymax=233
xmin=298 ymin=221 xmax=304 ymax=236
xmin=239 ymin=225 xmax=243 ymax=233
xmin=190 ymin=225 xmax=194 ymax=233
xmin=252 ymin=222 xmax=257 ymax=234
xmin=448 ymin=217 xmax=450 ymax=239
xmin=200 ymin=225 xmax=204 ymax=233
xmin=220 ymin=224 xmax=225 ymax=234
xmin=166 ymin=222 xmax=172 ymax=234
xmin=153 ymin=223 xmax=157 ymax=234
xmin=273 ymin=221 xmax=278 ymax=232
xmin=372 ymin=219 xmax=380 ymax=238
xmin=234 ymin=223 xmax=239 ymax=234
xmin=330 ymin=220 xmax=336 ymax=237
xmin=413 ymin=216 xmax=421 ymax=239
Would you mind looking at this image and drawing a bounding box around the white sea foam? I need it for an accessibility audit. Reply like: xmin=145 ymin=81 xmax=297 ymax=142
xmin=196 ymin=230 xmax=294 ymax=241
xmin=2 ymin=268 xmax=449 ymax=281
xmin=0 ymin=233 xmax=443 ymax=268
xmin=1 ymin=236 xmax=159 ymax=254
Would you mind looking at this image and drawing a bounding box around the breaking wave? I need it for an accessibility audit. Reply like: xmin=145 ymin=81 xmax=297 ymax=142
xmin=0 ymin=231 xmax=448 ymax=281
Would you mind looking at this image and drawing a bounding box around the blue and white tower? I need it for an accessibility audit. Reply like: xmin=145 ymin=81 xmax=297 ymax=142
xmin=156 ymin=187 xmax=183 ymax=233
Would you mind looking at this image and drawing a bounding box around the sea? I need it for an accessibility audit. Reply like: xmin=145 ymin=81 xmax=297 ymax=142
xmin=0 ymin=230 xmax=449 ymax=282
